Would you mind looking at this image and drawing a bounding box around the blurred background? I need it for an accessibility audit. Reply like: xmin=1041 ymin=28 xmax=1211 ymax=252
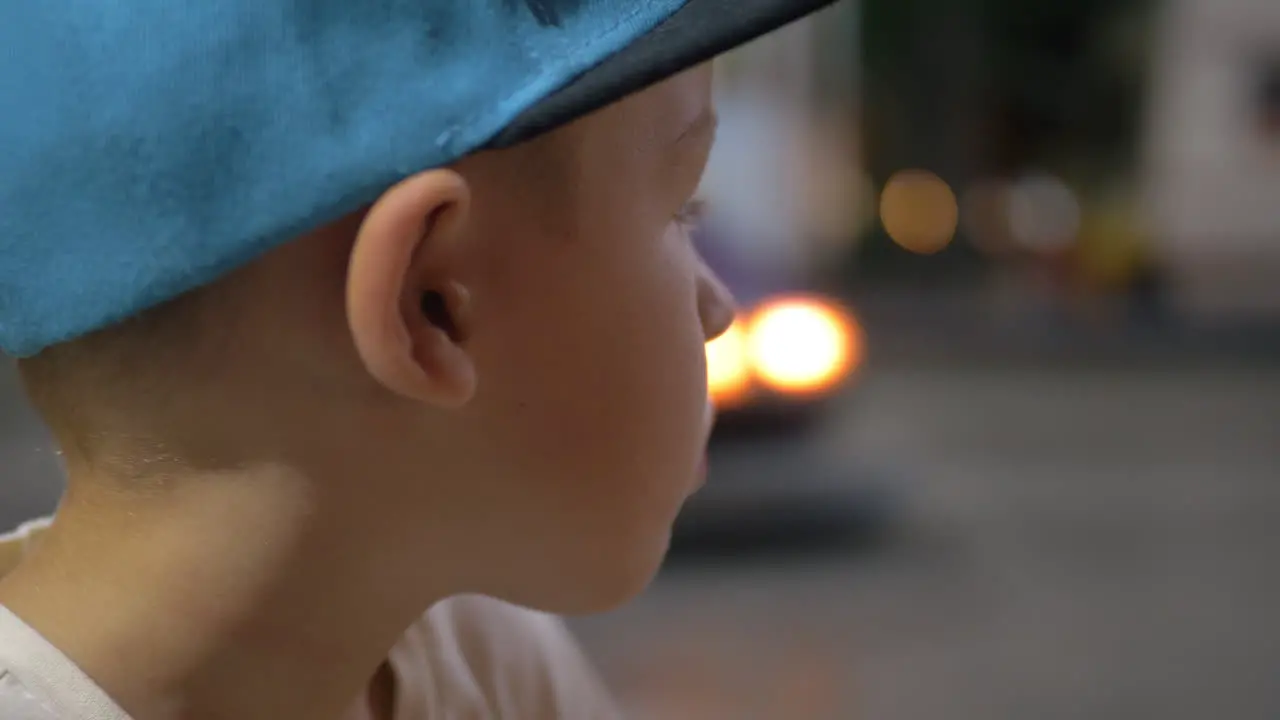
xmin=4 ymin=0 xmax=1280 ymax=717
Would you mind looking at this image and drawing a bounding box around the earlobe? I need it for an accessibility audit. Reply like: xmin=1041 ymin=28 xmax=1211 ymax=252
xmin=346 ymin=170 xmax=478 ymax=408
xmin=407 ymin=316 xmax=478 ymax=408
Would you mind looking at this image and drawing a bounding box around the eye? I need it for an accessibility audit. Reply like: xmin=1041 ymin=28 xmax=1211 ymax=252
xmin=675 ymin=198 xmax=708 ymax=234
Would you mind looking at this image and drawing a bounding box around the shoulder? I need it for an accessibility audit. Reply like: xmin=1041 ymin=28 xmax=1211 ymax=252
xmin=392 ymin=595 xmax=622 ymax=719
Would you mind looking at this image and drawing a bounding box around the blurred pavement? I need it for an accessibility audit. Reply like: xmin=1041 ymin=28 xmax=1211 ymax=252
xmin=574 ymin=361 xmax=1280 ymax=720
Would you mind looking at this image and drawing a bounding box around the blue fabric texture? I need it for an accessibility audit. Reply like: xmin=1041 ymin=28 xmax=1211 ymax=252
xmin=0 ymin=0 xmax=689 ymax=357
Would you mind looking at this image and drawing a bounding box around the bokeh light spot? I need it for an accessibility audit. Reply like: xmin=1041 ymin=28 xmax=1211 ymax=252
xmin=879 ymin=170 xmax=960 ymax=255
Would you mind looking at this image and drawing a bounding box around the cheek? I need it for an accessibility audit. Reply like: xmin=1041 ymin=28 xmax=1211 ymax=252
xmin=474 ymin=221 xmax=709 ymax=511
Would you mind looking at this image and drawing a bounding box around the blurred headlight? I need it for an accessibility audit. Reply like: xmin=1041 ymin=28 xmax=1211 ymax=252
xmin=746 ymin=297 xmax=860 ymax=396
xmin=705 ymin=296 xmax=863 ymax=408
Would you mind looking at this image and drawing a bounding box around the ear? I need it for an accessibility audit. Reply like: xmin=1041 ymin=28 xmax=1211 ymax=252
xmin=346 ymin=170 xmax=477 ymax=408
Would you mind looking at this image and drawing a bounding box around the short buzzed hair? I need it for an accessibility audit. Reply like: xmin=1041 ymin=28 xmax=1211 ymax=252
xmin=15 ymin=281 xmax=219 ymax=470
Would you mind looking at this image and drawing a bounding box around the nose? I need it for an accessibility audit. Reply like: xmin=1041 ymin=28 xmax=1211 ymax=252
xmin=695 ymin=255 xmax=737 ymax=342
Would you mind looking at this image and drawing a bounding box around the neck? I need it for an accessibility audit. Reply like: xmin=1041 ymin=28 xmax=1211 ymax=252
xmin=0 ymin=463 xmax=449 ymax=720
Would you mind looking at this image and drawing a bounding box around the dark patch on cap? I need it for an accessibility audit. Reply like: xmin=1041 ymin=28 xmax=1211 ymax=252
xmin=507 ymin=0 xmax=584 ymax=27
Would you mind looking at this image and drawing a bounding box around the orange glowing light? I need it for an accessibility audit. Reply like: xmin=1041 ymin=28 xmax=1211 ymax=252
xmin=745 ymin=297 xmax=862 ymax=396
xmin=880 ymin=170 xmax=959 ymax=255
xmin=706 ymin=320 xmax=752 ymax=407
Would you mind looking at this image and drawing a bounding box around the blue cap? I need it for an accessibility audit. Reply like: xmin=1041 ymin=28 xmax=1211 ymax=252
xmin=0 ymin=0 xmax=837 ymax=357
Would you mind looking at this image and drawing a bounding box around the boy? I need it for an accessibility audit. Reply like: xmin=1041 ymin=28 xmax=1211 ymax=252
xmin=0 ymin=0 xmax=837 ymax=718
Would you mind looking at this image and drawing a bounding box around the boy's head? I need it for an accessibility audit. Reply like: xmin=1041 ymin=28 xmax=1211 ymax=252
xmin=2 ymin=0 xmax=835 ymax=613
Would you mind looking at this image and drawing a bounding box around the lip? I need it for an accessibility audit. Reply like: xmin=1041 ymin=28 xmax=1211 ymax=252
xmin=694 ymin=402 xmax=716 ymax=488
xmin=689 ymin=451 xmax=709 ymax=496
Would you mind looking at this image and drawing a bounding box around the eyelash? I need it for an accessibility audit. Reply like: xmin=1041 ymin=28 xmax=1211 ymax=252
xmin=676 ymin=198 xmax=707 ymax=232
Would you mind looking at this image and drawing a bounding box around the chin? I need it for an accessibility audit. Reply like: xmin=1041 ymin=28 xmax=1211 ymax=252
xmin=523 ymin=530 xmax=674 ymax=617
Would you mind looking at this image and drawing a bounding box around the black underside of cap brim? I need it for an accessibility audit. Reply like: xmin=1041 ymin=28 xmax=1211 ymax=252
xmin=486 ymin=0 xmax=843 ymax=148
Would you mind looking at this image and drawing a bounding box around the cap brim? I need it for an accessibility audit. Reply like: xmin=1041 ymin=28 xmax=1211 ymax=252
xmin=487 ymin=0 xmax=842 ymax=148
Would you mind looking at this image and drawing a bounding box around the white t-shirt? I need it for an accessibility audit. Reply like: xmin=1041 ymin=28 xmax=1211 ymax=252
xmin=0 ymin=519 xmax=622 ymax=719
xmin=0 ymin=603 xmax=129 ymax=720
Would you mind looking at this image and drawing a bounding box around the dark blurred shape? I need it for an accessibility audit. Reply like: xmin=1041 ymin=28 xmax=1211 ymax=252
xmin=1258 ymin=56 xmax=1280 ymax=137
xmin=670 ymin=437 xmax=898 ymax=562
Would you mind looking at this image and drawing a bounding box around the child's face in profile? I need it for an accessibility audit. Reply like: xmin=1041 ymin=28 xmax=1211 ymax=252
xmin=327 ymin=64 xmax=734 ymax=613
